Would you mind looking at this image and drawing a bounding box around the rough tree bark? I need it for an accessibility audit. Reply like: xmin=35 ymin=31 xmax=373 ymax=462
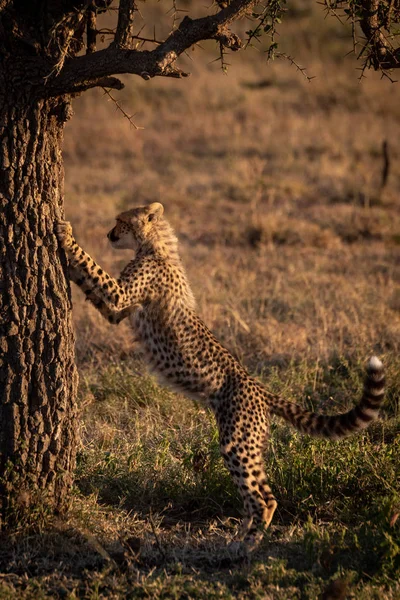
xmin=0 ymin=88 xmax=79 ymax=521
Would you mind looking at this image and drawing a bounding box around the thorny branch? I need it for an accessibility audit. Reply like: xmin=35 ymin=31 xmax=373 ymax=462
xmin=323 ymin=0 xmax=400 ymax=73
xmin=113 ymin=0 xmax=137 ymax=48
xmin=6 ymin=0 xmax=399 ymax=99
xmin=86 ymin=4 xmax=97 ymax=54
xmin=359 ymin=0 xmax=400 ymax=70
xmin=247 ymin=0 xmax=400 ymax=74
xmin=276 ymin=52 xmax=315 ymax=81
xmin=46 ymin=0 xmax=258 ymax=96
xmin=101 ymin=87 xmax=143 ymax=129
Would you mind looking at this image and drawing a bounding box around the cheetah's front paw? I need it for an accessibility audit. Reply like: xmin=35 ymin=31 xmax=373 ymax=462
xmin=56 ymin=219 xmax=74 ymax=248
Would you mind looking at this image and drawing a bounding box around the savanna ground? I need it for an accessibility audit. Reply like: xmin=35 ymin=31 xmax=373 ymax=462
xmin=1 ymin=2 xmax=400 ymax=598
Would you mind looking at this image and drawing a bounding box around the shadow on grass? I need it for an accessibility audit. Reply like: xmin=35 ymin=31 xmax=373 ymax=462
xmin=0 ymin=515 xmax=311 ymax=578
xmin=0 ymin=493 xmax=398 ymax=599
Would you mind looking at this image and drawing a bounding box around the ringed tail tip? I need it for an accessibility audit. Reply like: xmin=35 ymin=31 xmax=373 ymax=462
xmin=367 ymin=355 xmax=383 ymax=371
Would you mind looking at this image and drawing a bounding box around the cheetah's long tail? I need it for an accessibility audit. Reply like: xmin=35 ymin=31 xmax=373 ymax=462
xmin=269 ymin=356 xmax=385 ymax=439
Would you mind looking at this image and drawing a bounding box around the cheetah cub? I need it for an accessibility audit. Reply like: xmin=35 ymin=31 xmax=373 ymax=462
xmin=56 ymin=203 xmax=385 ymax=553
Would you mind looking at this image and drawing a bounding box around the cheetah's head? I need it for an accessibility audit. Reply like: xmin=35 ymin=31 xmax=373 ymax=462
xmin=107 ymin=203 xmax=164 ymax=250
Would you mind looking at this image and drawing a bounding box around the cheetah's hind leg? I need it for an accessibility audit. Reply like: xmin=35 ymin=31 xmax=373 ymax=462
xmin=219 ymin=423 xmax=277 ymax=554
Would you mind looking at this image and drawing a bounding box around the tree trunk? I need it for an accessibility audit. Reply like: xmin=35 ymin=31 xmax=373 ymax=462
xmin=0 ymin=90 xmax=79 ymax=524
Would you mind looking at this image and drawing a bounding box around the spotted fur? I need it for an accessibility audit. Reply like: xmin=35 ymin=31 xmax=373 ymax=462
xmin=56 ymin=203 xmax=385 ymax=552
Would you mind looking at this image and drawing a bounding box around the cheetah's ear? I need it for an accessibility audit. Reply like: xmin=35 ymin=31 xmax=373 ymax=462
xmin=147 ymin=202 xmax=164 ymax=223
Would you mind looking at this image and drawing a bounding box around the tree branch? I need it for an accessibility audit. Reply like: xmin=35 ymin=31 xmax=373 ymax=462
xmin=86 ymin=4 xmax=97 ymax=54
xmin=0 ymin=0 xmax=12 ymax=10
xmin=75 ymin=76 xmax=124 ymax=93
xmin=113 ymin=0 xmax=137 ymax=48
xmin=360 ymin=0 xmax=400 ymax=70
xmin=45 ymin=0 xmax=258 ymax=96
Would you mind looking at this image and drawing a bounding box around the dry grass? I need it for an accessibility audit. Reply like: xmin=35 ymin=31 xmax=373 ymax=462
xmin=1 ymin=2 xmax=400 ymax=597
xmin=65 ymin=48 xmax=400 ymax=372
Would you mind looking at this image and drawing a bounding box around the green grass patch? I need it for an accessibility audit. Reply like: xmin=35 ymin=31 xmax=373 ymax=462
xmin=73 ymin=361 xmax=400 ymax=589
xmin=1 ymin=359 xmax=398 ymax=598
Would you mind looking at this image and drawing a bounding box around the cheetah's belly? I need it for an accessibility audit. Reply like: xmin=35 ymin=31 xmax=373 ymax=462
xmin=129 ymin=309 xmax=229 ymax=401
